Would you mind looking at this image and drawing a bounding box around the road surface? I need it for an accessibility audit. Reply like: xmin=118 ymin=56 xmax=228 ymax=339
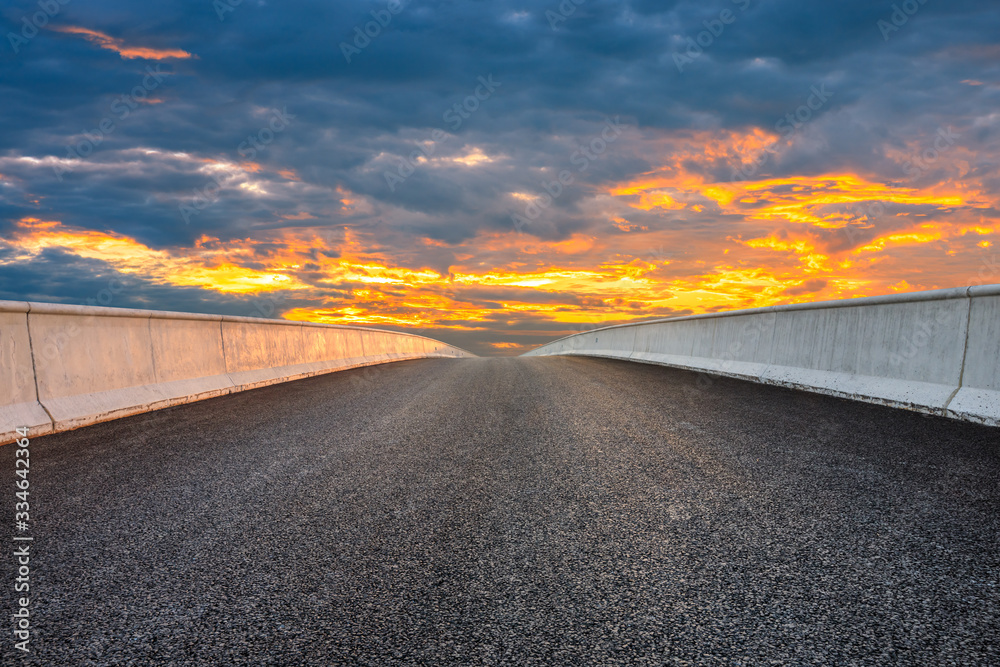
xmin=2 ymin=357 xmax=998 ymax=665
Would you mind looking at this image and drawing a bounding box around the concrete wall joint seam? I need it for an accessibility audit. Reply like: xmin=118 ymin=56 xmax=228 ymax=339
xmin=24 ymin=304 xmax=55 ymax=427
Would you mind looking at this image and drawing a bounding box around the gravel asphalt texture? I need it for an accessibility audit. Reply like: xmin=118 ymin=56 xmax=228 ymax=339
xmin=2 ymin=356 xmax=999 ymax=665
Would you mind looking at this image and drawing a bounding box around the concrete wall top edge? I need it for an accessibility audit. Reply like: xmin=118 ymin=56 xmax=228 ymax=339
xmin=217 ymin=314 xmax=468 ymax=348
xmin=0 ymin=300 xmax=473 ymax=355
xmin=24 ymin=301 xmax=220 ymax=321
xmin=149 ymin=311 xmax=223 ymax=322
xmin=0 ymin=300 xmax=29 ymax=313
xmin=968 ymin=284 xmax=1000 ymax=298
xmin=523 ymin=284 xmax=997 ymax=353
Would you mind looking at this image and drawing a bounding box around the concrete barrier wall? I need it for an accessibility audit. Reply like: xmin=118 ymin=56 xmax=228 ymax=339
xmin=0 ymin=301 xmax=472 ymax=444
xmin=524 ymin=285 xmax=1000 ymax=426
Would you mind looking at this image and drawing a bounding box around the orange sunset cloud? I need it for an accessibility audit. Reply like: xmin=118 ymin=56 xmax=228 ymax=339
xmin=53 ymin=26 xmax=193 ymax=60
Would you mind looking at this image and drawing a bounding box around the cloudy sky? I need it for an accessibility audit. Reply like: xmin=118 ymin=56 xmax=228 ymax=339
xmin=1 ymin=0 xmax=998 ymax=355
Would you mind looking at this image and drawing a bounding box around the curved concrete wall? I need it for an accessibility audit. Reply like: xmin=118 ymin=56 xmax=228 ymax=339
xmin=524 ymin=285 xmax=1000 ymax=426
xmin=0 ymin=301 xmax=473 ymax=444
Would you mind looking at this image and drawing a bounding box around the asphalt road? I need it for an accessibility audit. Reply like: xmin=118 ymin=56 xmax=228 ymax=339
xmin=2 ymin=356 xmax=998 ymax=665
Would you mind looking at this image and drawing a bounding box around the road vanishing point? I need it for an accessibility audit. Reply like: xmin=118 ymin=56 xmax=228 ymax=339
xmin=3 ymin=357 xmax=998 ymax=665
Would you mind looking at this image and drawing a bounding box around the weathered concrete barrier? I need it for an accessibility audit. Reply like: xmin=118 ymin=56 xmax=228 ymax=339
xmin=0 ymin=301 xmax=472 ymax=444
xmin=524 ymin=285 xmax=1000 ymax=426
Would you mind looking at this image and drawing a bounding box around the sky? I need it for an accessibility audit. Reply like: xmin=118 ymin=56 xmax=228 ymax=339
xmin=1 ymin=0 xmax=998 ymax=355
